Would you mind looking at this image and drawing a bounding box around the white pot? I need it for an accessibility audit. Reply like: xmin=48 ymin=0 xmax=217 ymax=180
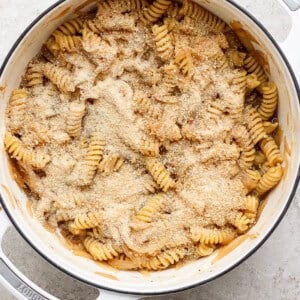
xmin=0 ymin=1 xmax=299 ymax=299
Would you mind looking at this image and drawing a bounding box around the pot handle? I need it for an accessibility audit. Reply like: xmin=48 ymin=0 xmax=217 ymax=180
xmin=0 ymin=208 xmax=58 ymax=300
xmin=278 ymin=0 xmax=300 ymax=81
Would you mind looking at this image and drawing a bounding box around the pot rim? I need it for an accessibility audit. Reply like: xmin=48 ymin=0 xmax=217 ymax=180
xmin=0 ymin=0 xmax=299 ymax=296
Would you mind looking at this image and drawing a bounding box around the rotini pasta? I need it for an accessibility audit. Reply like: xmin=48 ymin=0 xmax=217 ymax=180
xmin=260 ymin=136 xmax=283 ymax=167
xmin=43 ymin=63 xmax=76 ymax=93
xmin=142 ymin=0 xmax=172 ymax=23
xmin=8 ymin=89 xmax=28 ymax=129
xmin=255 ymin=164 xmax=283 ymax=196
xmin=108 ymin=254 xmax=139 ymax=270
xmin=229 ymin=213 xmax=253 ymax=233
xmin=180 ymin=0 xmax=226 ymax=31
xmin=192 ymin=228 xmax=236 ymax=245
xmin=25 ymin=64 xmax=44 ymax=87
xmin=243 ymin=195 xmax=259 ymax=219
xmin=141 ymin=248 xmax=186 ymax=270
xmin=174 ymin=51 xmax=194 ymax=78
xmin=67 ymin=102 xmax=86 ymax=138
xmin=52 ymin=31 xmax=81 ymax=52
xmin=135 ymin=194 xmax=165 ymax=222
xmin=263 ymin=121 xmax=278 ymax=134
xmin=244 ymin=54 xmax=268 ymax=84
xmin=83 ymin=237 xmax=120 ymax=261
xmin=232 ymin=125 xmax=255 ymax=168
xmin=152 ymin=24 xmax=174 ymax=61
xmin=140 ymin=137 xmax=160 ymax=157
xmin=56 ymin=18 xmax=83 ymax=35
xmin=146 ymin=158 xmax=175 ymax=192
xmin=134 ymin=97 xmax=160 ymax=119
xmin=69 ymin=212 xmax=101 ymax=230
xmin=258 ymin=82 xmax=278 ymax=120
xmin=84 ymin=133 xmax=106 ymax=185
xmin=98 ymin=154 xmax=124 ymax=174
xmin=196 ymin=243 xmax=215 ymax=257
xmin=245 ymin=106 xmax=267 ymax=145
xmin=4 ymin=132 xmax=50 ymax=169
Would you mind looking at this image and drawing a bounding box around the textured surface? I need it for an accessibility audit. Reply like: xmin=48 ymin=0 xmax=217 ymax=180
xmin=0 ymin=0 xmax=299 ymax=299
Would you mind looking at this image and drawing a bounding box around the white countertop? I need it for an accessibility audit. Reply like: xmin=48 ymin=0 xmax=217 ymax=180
xmin=0 ymin=1 xmax=299 ymax=299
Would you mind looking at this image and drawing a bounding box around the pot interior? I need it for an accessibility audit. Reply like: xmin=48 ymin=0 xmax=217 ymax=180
xmin=0 ymin=0 xmax=299 ymax=295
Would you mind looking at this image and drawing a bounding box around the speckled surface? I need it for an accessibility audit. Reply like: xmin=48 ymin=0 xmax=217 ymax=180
xmin=0 ymin=1 xmax=299 ymax=299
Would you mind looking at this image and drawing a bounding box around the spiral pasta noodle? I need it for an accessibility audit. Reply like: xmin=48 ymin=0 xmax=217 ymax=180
xmin=134 ymin=97 xmax=160 ymax=119
xmin=192 ymin=228 xmax=236 ymax=245
xmin=152 ymin=24 xmax=174 ymax=61
xmin=84 ymin=133 xmax=106 ymax=185
xmin=196 ymin=244 xmax=215 ymax=257
xmin=4 ymin=132 xmax=49 ymax=169
xmin=108 ymin=254 xmax=138 ymax=270
xmin=146 ymin=158 xmax=175 ymax=192
xmin=245 ymin=107 xmax=267 ymax=145
xmin=25 ymin=65 xmax=44 ymax=87
xmin=81 ymin=25 xmax=102 ymax=53
xmin=229 ymin=213 xmax=253 ymax=233
xmin=244 ymin=55 xmax=268 ymax=84
xmin=135 ymin=194 xmax=165 ymax=222
xmin=52 ymin=31 xmax=81 ymax=52
xmin=174 ymin=51 xmax=194 ymax=78
xmin=83 ymin=237 xmax=120 ymax=261
xmin=69 ymin=212 xmax=101 ymax=230
xmin=56 ymin=18 xmax=83 ymax=35
xmin=163 ymin=63 xmax=178 ymax=92
xmin=207 ymin=103 xmax=223 ymax=122
xmin=255 ymin=164 xmax=283 ymax=196
xmin=142 ymin=0 xmax=172 ymax=23
xmin=180 ymin=0 xmax=226 ymax=31
xmin=98 ymin=154 xmax=124 ymax=174
xmin=260 ymin=136 xmax=283 ymax=167
xmin=140 ymin=137 xmax=160 ymax=157
xmin=8 ymin=89 xmax=28 ymax=128
xmin=232 ymin=125 xmax=255 ymax=169
xmin=242 ymin=169 xmax=261 ymax=192
xmin=258 ymin=82 xmax=278 ymax=120
xmin=263 ymin=121 xmax=278 ymax=134
xmin=243 ymin=195 xmax=259 ymax=219
xmin=67 ymin=102 xmax=86 ymax=138
xmin=142 ymin=248 xmax=186 ymax=270
xmin=231 ymin=70 xmax=247 ymax=93
xmin=44 ymin=63 xmax=76 ymax=93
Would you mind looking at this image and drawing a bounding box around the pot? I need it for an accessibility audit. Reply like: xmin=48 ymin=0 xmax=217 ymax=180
xmin=0 ymin=0 xmax=299 ymax=299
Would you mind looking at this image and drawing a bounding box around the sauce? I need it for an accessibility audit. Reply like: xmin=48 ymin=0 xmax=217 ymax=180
xmin=7 ymin=158 xmax=26 ymax=189
xmin=26 ymin=200 xmax=33 ymax=217
xmin=73 ymin=249 xmax=93 ymax=259
xmin=95 ymin=272 xmax=119 ymax=281
xmin=0 ymin=184 xmax=16 ymax=209
xmin=43 ymin=222 xmax=56 ymax=233
xmin=212 ymin=234 xmax=257 ymax=264
xmin=284 ymin=136 xmax=291 ymax=156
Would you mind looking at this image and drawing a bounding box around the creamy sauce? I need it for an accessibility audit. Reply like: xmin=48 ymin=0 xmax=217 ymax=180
xmin=95 ymin=271 xmax=119 ymax=281
xmin=0 ymin=184 xmax=16 ymax=209
xmin=7 ymin=158 xmax=26 ymax=189
xmin=26 ymin=200 xmax=33 ymax=217
xmin=73 ymin=249 xmax=93 ymax=259
xmin=44 ymin=222 xmax=56 ymax=233
xmin=212 ymin=234 xmax=257 ymax=264
xmin=284 ymin=136 xmax=291 ymax=156
xmin=257 ymin=198 xmax=268 ymax=218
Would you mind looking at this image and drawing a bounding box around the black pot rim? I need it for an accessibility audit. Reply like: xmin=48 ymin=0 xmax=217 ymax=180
xmin=0 ymin=0 xmax=299 ymax=297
